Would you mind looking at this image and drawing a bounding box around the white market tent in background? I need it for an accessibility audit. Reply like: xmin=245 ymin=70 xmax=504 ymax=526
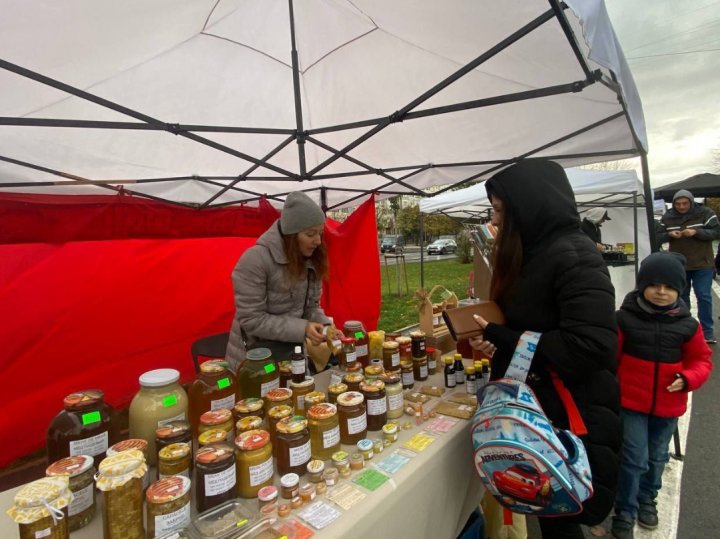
xmin=0 ymin=0 xmax=651 ymax=218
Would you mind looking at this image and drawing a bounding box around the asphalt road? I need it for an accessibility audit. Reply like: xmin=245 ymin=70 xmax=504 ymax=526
xmin=379 ymin=245 xmax=457 ymax=265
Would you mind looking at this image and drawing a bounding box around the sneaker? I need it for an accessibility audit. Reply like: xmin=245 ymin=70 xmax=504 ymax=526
xmin=705 ymin=337 xmax=717 ymax=344
xmin=611 ymin=515 xmax=635 ymax=539
xmin=638 ymin=501 xmax=659 ymax=529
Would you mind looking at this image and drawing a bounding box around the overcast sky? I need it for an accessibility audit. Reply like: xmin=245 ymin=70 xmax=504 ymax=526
xmin=604 ymin=0 xmax=720 ymax=188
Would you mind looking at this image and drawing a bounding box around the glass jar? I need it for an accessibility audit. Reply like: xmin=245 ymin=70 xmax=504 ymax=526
xmin=129 ymin=369 xmax=189 ymax=466
xmin=342 ymin=371 xmax=364 ymax=392
xmin=327 ymin=383 xmax=348 ymax=404
xmin=400 ymin=360 xmax=415 ymax=390
xmin=257 ymin=485 xmax=278 ymax=509
xmin=364 ymin=364 xmax=384 ymax=381
xmin=336 ymin=391 xmax=367 ymax=444
xmin=199 ymin=409 xmax=234 ymax=444
xmin=426 ymin=346 xmax=438 ymax=374
xmin=280 ymin=473 xmax=300 ymax=500
xmin=237 ymin=348 xmax=279 ymax=399
xmin=155 ymin=421 xmax=192 ymax=468
xmin=263 ymin=387 xmax=293 ymax=412
xmin=382 ymin=341 xmax=401 ymax=371
xmin=234 ymin=429 xmax=274 ymax=498
xmin=235 ymin=415 xmax=263 ymax=433
xmin=410 ymin=330 xmax=426 ymax=358
xmin=300 ymin=482 xmax=317 ymax=503
xmin=360 ymin=380 xmax=387 ymax=431
xmin=322 ymin=467 xmax=339 ymax=487
xmin=304 ymin=390 xmax=326 ymax=410
xmin=289 ymin=376 xmax=315 ymax=415
xmin=380 ymin=374 xmax=404 ymax=420
xmin=266 ymin=405 xmax=293 ymax=456
xmin=349 ymin=453 xmax=364 ymax=470
xmin=188 ymin=360 xmax=237 ymax=438
xmin=106 ymin=439 xmax=150 ymax=491
xmin=232 ymin=397 xmax=266 ymax=424
xmin=331 ymin=451 xmax=351 ymax=477
xmin=278 ymin=361 xmax=292 ymax=388
xmin=413 ymin=355 xmax=429 ymax=381
xmin=145 ymin=475 xmax=191 ymax=539
xmin=306 ymin=459 xmax=325 ymax=483
xmin=307 ymin=403 xmax=341 ymax=460
xmin=45 ymin=455 xmax=95 ymax=531
xmin=46 ymin=389 xmax=118 ymax=470
xmin=357 ymin=439 xmax=374 ymax=460
xmin=158 ymin=442 xmax=191 ymax=479
xmin=96 ymin=449 xmax=147 ymax=539
xmin=396 ymin=336 xmax=412 ymax=362
xmin=338 ymin=337 xmax=357 ymax=370
xmin=198 ymin=429 xmax=228 ymax=448
xmin=343 ymin=320 xmax=369 ymax=367
xmin=194 ymin=443 xmax=237 ymax=512
xmin=275 ymin=416 xmax=311 ymax=476
xmin=382 ymin=423 xmax=399 ymax=443
xmin=8 ymin=476 xmax=72 ymax=539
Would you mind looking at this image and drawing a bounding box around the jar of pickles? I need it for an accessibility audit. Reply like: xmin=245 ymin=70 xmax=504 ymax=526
xmin=7 ymin=476 xmax=72 ymax=539
xmin=382 ymin=341 xmax=401 ymax=371
xmin=234 ymin=430 xmax=274 ymax=498
xmin=235 ymin=416 xmax=263 ymax=434
xmin=288 ymin=376 xmax=315 ymax=414
xmin=195 ymin=444 xmax=237 ymax=512
xmin=198 ymin=409 xmax=234 ymax=443
xmin=266 ymin=405 xmax=293 ymax=455
xmin=360 ymin=380 xmax=387 ymax=431
xmin=237 ymin=348 xmax=280 ymax=399
xmin=145 ymin=475 xmax=191 ymax=539
xmin=380 ymin=374 xmax=404 ymax=420
xmin=263 ymin=387 xmax=293 ymax=412
xmin=400 ymin=360 xmax=415 ymax=390
xmin=307 ymin=403 xmax=341 ymax=460
xmin=45 ymin=455 xmax=95 ymax=532
xmin=158 ymin=442 xmax=191 ymax=479
xmin=343 ymin=321 xmax=369 ymax=367
xmin=106 ymin=439 xmax=150 ymax=491
xmin=342 ymin=371 xmax=364 ymax=392
xmin=46 ymin=389 xmax=118 ymax=470
xmin=275 ymin=416 xmax=311 ymax=476
xmin=96 ymin=449 xmax=147 ymax=539
xmin=188 ymin=360 xmax=237 ymax=437
xmin=413 ymin=355 xmax=429 ymax=381
xmin=410 ymin=330 xmax=426 ymax=358
xmin=327 ymin=383 xmax=348 ymax=404
xmin=155 ymin=421 xmax=192 ymax=466
xmin=232 ymin=398 xmax=266 ymax=424
xmin=336 ymin=391 xmax=367 ymax=444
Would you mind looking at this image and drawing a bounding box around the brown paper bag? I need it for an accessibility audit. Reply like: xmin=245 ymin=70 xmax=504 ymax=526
xmin=305 ymin=339 xmax=331 ymax=373
xmin=416 ymin=285 xmax=459 ymax=335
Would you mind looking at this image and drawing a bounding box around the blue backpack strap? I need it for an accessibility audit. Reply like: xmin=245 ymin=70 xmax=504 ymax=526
xmin=503 ymin=331 xmax=541 ymax=382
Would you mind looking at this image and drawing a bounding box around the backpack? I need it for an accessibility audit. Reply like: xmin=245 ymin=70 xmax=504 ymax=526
xmin=471 ymin=331 xmax=593 ymax=517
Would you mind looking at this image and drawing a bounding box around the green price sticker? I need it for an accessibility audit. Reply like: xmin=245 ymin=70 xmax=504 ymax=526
xmin=162 ymin=395 xmax=178 ymax=408
xmin=354 ymin=331 xmax=364 ymax=339
xmin=81 ymin=411 xmax=101 ymax=426
xmin=217 ymin=377 xmax=230 ymax=389
xmin=264 ymin=364 xmax=276 ymax=374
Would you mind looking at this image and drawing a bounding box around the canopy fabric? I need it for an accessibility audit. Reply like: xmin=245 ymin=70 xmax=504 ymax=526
xmin=653 ymin=173 xmax=720 ymax=202
xmin=0 ymin=0 xmax=646 ymax=211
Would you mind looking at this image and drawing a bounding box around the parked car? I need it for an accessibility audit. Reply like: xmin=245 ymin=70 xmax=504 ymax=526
xmin=380 ymin=235 xmax=405 ymax=253
xmin=427 ymin=238 xmax=457 ymax=255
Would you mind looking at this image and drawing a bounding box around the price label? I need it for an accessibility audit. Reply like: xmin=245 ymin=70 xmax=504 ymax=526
xmin=217 ymin=377 xmax=230 ymax=389
xmin=81 ymin=411 xmax=101 ymax=426
xmin=264 ymin=364 xmax=276 ymax=374
xmin=162 ymin=395 xmax=178 ymax=408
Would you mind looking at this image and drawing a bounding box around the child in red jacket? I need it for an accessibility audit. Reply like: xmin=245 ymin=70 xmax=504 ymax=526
xmin=611 ymin=252 xmax=713 ymax=539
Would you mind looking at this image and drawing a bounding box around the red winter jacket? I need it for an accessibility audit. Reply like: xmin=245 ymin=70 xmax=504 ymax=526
xmin=616 ymin=291 xmax=713 ymax=418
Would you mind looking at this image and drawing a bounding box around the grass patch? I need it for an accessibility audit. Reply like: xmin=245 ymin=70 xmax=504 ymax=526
xmin=379 ymin=258 xmax=473 ymax=331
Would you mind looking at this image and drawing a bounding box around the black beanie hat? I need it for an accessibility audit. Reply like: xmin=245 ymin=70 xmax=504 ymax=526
xmin=636 ymin=252 xmax=687 ymax=293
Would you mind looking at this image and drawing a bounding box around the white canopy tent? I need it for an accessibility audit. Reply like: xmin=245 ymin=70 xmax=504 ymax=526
xmin=0 ymin=0 xmax=651 ymax=217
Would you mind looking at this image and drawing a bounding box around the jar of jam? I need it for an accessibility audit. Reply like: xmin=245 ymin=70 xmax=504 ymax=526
xmin=400 ymin=360 xmax=415 ymax=389
xmin=264 ymin=387 xmax=293 ymax=412
xmin=96 ymin=449 xmax=147 ymax=539
xmin=360 ymin=380 xmax=387 ymax=431
xmin=396 ymin=336 xmax=412 ymax=361
xmin=46 ymin=389 xmax=118 ymax=470
xmin=380 ymin=374 xmax=404 ymax=420
xmin=106 ymin=439 xmax=150 ymax=491
xmin=188 ymin=360 xmax=237 ymax=438
xmin=410 ymin=330 xmax=426 ymax=358
xmin=303 ymin=390 xmax=326 ymax=410
xmin=199 ymin=409 xmax=234 ymax=443
xmin=413 ymin=355 xmax=429 ymax=381
xmin=237 ymin=348 xmax=279 ymax=399
xmin=327 ymin=383 xmax=348 ymax=404
xmin=8 ymin=476 xmax=72 ymax=539
xmin=382 ymin=341 xmax=401 ymax=371
xmin=234 ymin=430 xmax=274 ymax=498
xmin=280 ymin=473 xmax=300 ymax=499
xmin=343 ymin=320 xmax=369 ymax=367
xmin=289 ymin=377 xmax=315 ymax=415
xmin=426 ymin=346 xmax=438 ymax=374
xmin=45 ymin=455 xmax=95 ymax=531
xmin=233 ymin=398 xmax=266 ymax=424
xmin=278 ymin=361 xmax=292 ymax=388
xmin=336 ymin=391 xmax=367 ymax=444
xmin=158 ymin=442 xmax=191 ymax=479
xmin=235 ymin=416 xmax=263 ymax=433
xmin=195 ymin=443 xmax=237 ymax=512
xmin=342 ymin=371 xmax=364 ymax=392
xmin=275 ymin=416 xmax=311 ymax=476
xmin=307 ymin=403 xmax=341 ymax=460
xmin=198 ymin=429 xmax=228 ymax=448
xmin=364 ymin=365 xmax=384 ymax=381
xmin=267 ymin=405 xmax=293 ymax=456
xmin=155 ymin=421 xmax=192 ymax=467
xmin=145 ymin=475 xmax=191 ymax=539
xmin=338 ymin=337 xmax=357 ymax=370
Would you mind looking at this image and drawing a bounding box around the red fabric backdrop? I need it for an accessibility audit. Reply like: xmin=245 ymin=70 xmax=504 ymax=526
xmin=0 ymin=193 xmax=379 ymax=467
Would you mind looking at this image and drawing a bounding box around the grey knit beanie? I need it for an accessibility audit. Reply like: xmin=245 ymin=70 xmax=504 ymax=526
xmin=672 ymin=189 xmax=694 ymax=204
xmin=637 ymin=252 xmax=687 ymax=293
xmin=280 ymin=191 xmax=326 ymax=235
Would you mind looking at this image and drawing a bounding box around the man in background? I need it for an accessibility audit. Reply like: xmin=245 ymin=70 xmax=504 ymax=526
xmin=581 ymin=207 xmax=611 ymax=251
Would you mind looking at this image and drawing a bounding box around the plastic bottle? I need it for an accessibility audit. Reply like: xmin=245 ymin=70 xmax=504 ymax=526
xmin=290 ymin=346 xmax=307 ymax=384
xmin=453 ymin=353 xmax=465 ymax=385
xmin=444 ymin=358 xmax=456 ymax=388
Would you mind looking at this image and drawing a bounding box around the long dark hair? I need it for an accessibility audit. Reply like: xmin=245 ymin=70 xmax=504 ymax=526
xmin=282 ymin=233 xmax=329 ymax=282
xmin=488 ymin=192 xmax=523 ymax=305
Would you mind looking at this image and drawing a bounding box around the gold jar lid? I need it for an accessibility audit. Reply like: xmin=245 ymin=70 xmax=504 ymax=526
xmin=62 ymin=389 xmax=103 ymax=410
xmin=198 ymin=429 xmax=228 ymax=446
xmin=234 ymin=397 xmax=264 ymax=413
xmin=236 ymin=416 xmax=263 ymax=432
xmin=343 ymin=372 xmax=364 ymax=383
xmin=268 ymin=404 xmax=294 ymax=420
xmin=364 ymin=365 xmax=384 ymax=377
xmin=158 ymin=442 xmax=191 ymax=461
xmin=410 ymin=330 xmax=426 ymax=339
xmin=200 ymin=408 xmax=232 ymax=426
xmin=304 ymin=391 xmax=326 ymax=405
xmin=382 ymin=341 xmax=399 ymax=350
xmin=327 ymin=383 xmax=348 ymax=395
xmin=400 ymin=360 xmax=414 ymax=369
xmin=199 ymin=360 xmax=227 ymax=374
xmin=146 ymin=475 xmax=191 ymax=504
xmin=307 ymin=403 xmax=337 ymax=420
xmin=276 ymin=416 xmax=308 ymax=434
xmin=265 ymin=387 xmax=293 ymax=402
xmin=7 ymin=477 xmax=72 ymax=524
xmin=360 ymin=380 xmax=386 ymax=392
xmin=96 ymin=449 xmax=147 ymax=491
xmin=235 ymin=429 xmax=271 ymax=451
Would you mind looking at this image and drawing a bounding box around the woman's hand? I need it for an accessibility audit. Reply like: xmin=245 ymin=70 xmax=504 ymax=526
xmin=306 ymin=322 xmax=325 ymax=345
xmin=469 ymin=336 xmax=496 ymax=357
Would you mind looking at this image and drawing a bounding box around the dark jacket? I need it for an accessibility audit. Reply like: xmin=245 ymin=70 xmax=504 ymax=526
xmin=657 ymin=195 xmax=720 ymax=270
xmin=483 ymin=160 xmax=621 ymax=526
xmin=580 ymin=218 xmax=602 ymax=244
xmin=617 ymin=291 xmax=712 ymax=417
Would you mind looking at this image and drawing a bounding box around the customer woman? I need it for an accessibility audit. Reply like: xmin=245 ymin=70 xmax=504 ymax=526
xmin=470 ymin=159 xmax=622 ymax=539
xmin=226 ymin=191 xmax=331 ymax=373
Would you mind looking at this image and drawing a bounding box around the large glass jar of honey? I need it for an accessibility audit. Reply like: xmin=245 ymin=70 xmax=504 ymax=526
xmin=336 ymin=391 xmax=367 ymax=444
xmin=234 ymin=430 xmax=274 ymax=498
xmin=194 ymin=443 xmax=237 ymax=512
xmin=96 ymin=449 xmax=147 ymax=539
xmin=188 ymin=360 xmax=237 ymax=437
xmin=46 ymin=389 xmax=118 ymax=470
xmin=232 ymin=398 xmax=266 ymax=424
xmin=7 ymin=476 xmax=72 ymax=539
xmin=307 ymin=404 xmax=341 ymax=461
xmin=343 ymin=321 xmax=369 ymax=367
xmin=382 ymin=341 xmax=401 ymax=371
xmin=275 ymin=416 xmax=311 ymax=476
xmin=237 ymin=348 xmax=279 ymax=399
xmin=360 ymin=380 xmax=387 ymax=431
xmin=288 ymin=376 xmax=315 ymax=415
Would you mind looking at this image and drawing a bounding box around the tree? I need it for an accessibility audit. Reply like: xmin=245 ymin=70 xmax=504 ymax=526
xmin=424 ymin=214 xmax=462 ymax=239
xmin=396 ymin=204 xmax=420 ymax=243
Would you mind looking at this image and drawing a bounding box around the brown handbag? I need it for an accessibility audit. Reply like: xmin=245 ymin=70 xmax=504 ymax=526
xmin=442 ymin=301 xmax=505 ymax=341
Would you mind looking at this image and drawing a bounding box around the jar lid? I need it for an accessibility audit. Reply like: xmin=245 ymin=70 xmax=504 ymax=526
xmin=159 ymin=442 xmax=191 ymax=461
xmin=304 ymin=390 xmax=325 ymax=403
xmin=7 ymin=477 xmax=72 ymax=524
xmin=268 ymin=404 xmax=293 ymax=419
xmin=156 ymin=421 xmax=190 ymax=440
xmin=139 ymin=368 xmax=180 ymax=387
xmin=258 ymin=485 xmax=278 ymax=502
xmin=234 ymin=397 xmax=264 ymax=413
xmin=278 ymin=361 xmax=291 ymax=372
xmin=331 ymin=451 xmax=349 ymax=464
xmin=360 ymin=380 xmax=385 ymax=392
xmin=307 ymin=403 xmax=337 ymax=420
xmin=280 ymin=473 xmax=299 ymax=488
xmin=265 ymin=387 xmax=293 ymax=402
xmin=379 ymin=373 xmax=401 ymax=386
xmin=400 ymin=359 xmax=414 ymax=369
xmin=307 ymin=459 xmax=325 ymax=474
xmin=364 ymin=365 xmax=384 ymax=376
xmin=46 ymin=455 xmax=94 ymax=478
xmin=289 ymin=376 xmax=315 ymax=389
xmin=96 ymin=449 xmax=148 ymax=491
xmin=198 ymin=429 xmax=228 ymax=446
xmin=340 ymin=337 xmax=356 ymax=344
xmin=195 ymin=444 xmax=235 ymax=465
xmin=336 ymin=391 xmax=364 ymax=407
xmin=108 ymin=438 xmax=147 ymax=455
xmin=395 ymin=336 xmax=411 ymax=344
xmin=235 ymin=429 xmax=271 ymax=450
xmin=200 ymin=408 xmax=232 ymax=426
xmin=146 ymin=475 xmax=191 ymax=504
xmin=246 ymin=348 xmax=272 ymax=361
xmin=276 ymin=416 xmax=308 ymax=434
xmin=466 ymin=366 xmax=476 ymax=374
xmin=63 ymin=389 xmax=104 ymax=410
xmin=343 ymin=372 xmax=364 ymax=383
xmin=357 ymin=438 xmax=373 ymax=451
xmin=327 ymin=383 xmax=348 ymax=394
xmin=382 ymin=423 xmax=398 ymax=435
xmin=382 ymin=341 xmax=399 ymax=350
xmin=410 ymin=330 xmax=426 ymax=338
xmin=343 ymin=320 xmax=362 ymax=329
xmin=236 ymin=416 xmax=263 ymax=431
xmin=199 ymin=360 xmax=227 ymax=374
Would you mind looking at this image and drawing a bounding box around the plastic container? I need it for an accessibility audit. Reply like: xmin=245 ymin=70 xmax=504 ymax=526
xmin=7 ymin=476 xmax=72 ymax=539
xmin=237 ymin=348 xmax=279 ymax=399
xmin=45 ymin=455 xmax=95 ymax=531
xmin=188 ymin=360 xmax=237 ymax=438
xmin=188 ymin=499 xmax=258 ymax=539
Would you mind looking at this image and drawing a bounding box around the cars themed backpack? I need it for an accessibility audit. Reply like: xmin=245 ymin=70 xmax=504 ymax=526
xmin=471 ymin=331 xmax=593 ymax=516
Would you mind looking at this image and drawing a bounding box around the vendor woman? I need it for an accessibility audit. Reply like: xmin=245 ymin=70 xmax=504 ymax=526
xmin=226 ymin=191 xmax=331 ymax=373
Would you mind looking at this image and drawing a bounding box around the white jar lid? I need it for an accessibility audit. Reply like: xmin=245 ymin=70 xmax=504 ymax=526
xmin=139 ymin=368 xmax=180 ymax=387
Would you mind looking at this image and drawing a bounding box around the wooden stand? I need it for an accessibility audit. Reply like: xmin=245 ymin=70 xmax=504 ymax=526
xmin=383 ymin=253 xmax=409 ymax=297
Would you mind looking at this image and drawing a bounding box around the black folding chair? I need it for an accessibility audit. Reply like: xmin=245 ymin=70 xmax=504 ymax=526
xmin=190 ymin=332 xmax=230 ymax=373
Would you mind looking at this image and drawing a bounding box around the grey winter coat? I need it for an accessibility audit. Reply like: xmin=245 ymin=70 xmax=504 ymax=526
xmin=225 ymin=220 xmax=330 ymax=372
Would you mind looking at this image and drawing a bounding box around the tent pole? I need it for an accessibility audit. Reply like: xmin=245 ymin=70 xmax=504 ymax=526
xmin=287 ymin=0 xmax=307 ymax=177
xmin=633 ymin=191 xmax=639 ymax=276
xmin=640 ymin=152 xmax=657 ymax=253
xmin=420 ymin=212 xmax=425 ymax=289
